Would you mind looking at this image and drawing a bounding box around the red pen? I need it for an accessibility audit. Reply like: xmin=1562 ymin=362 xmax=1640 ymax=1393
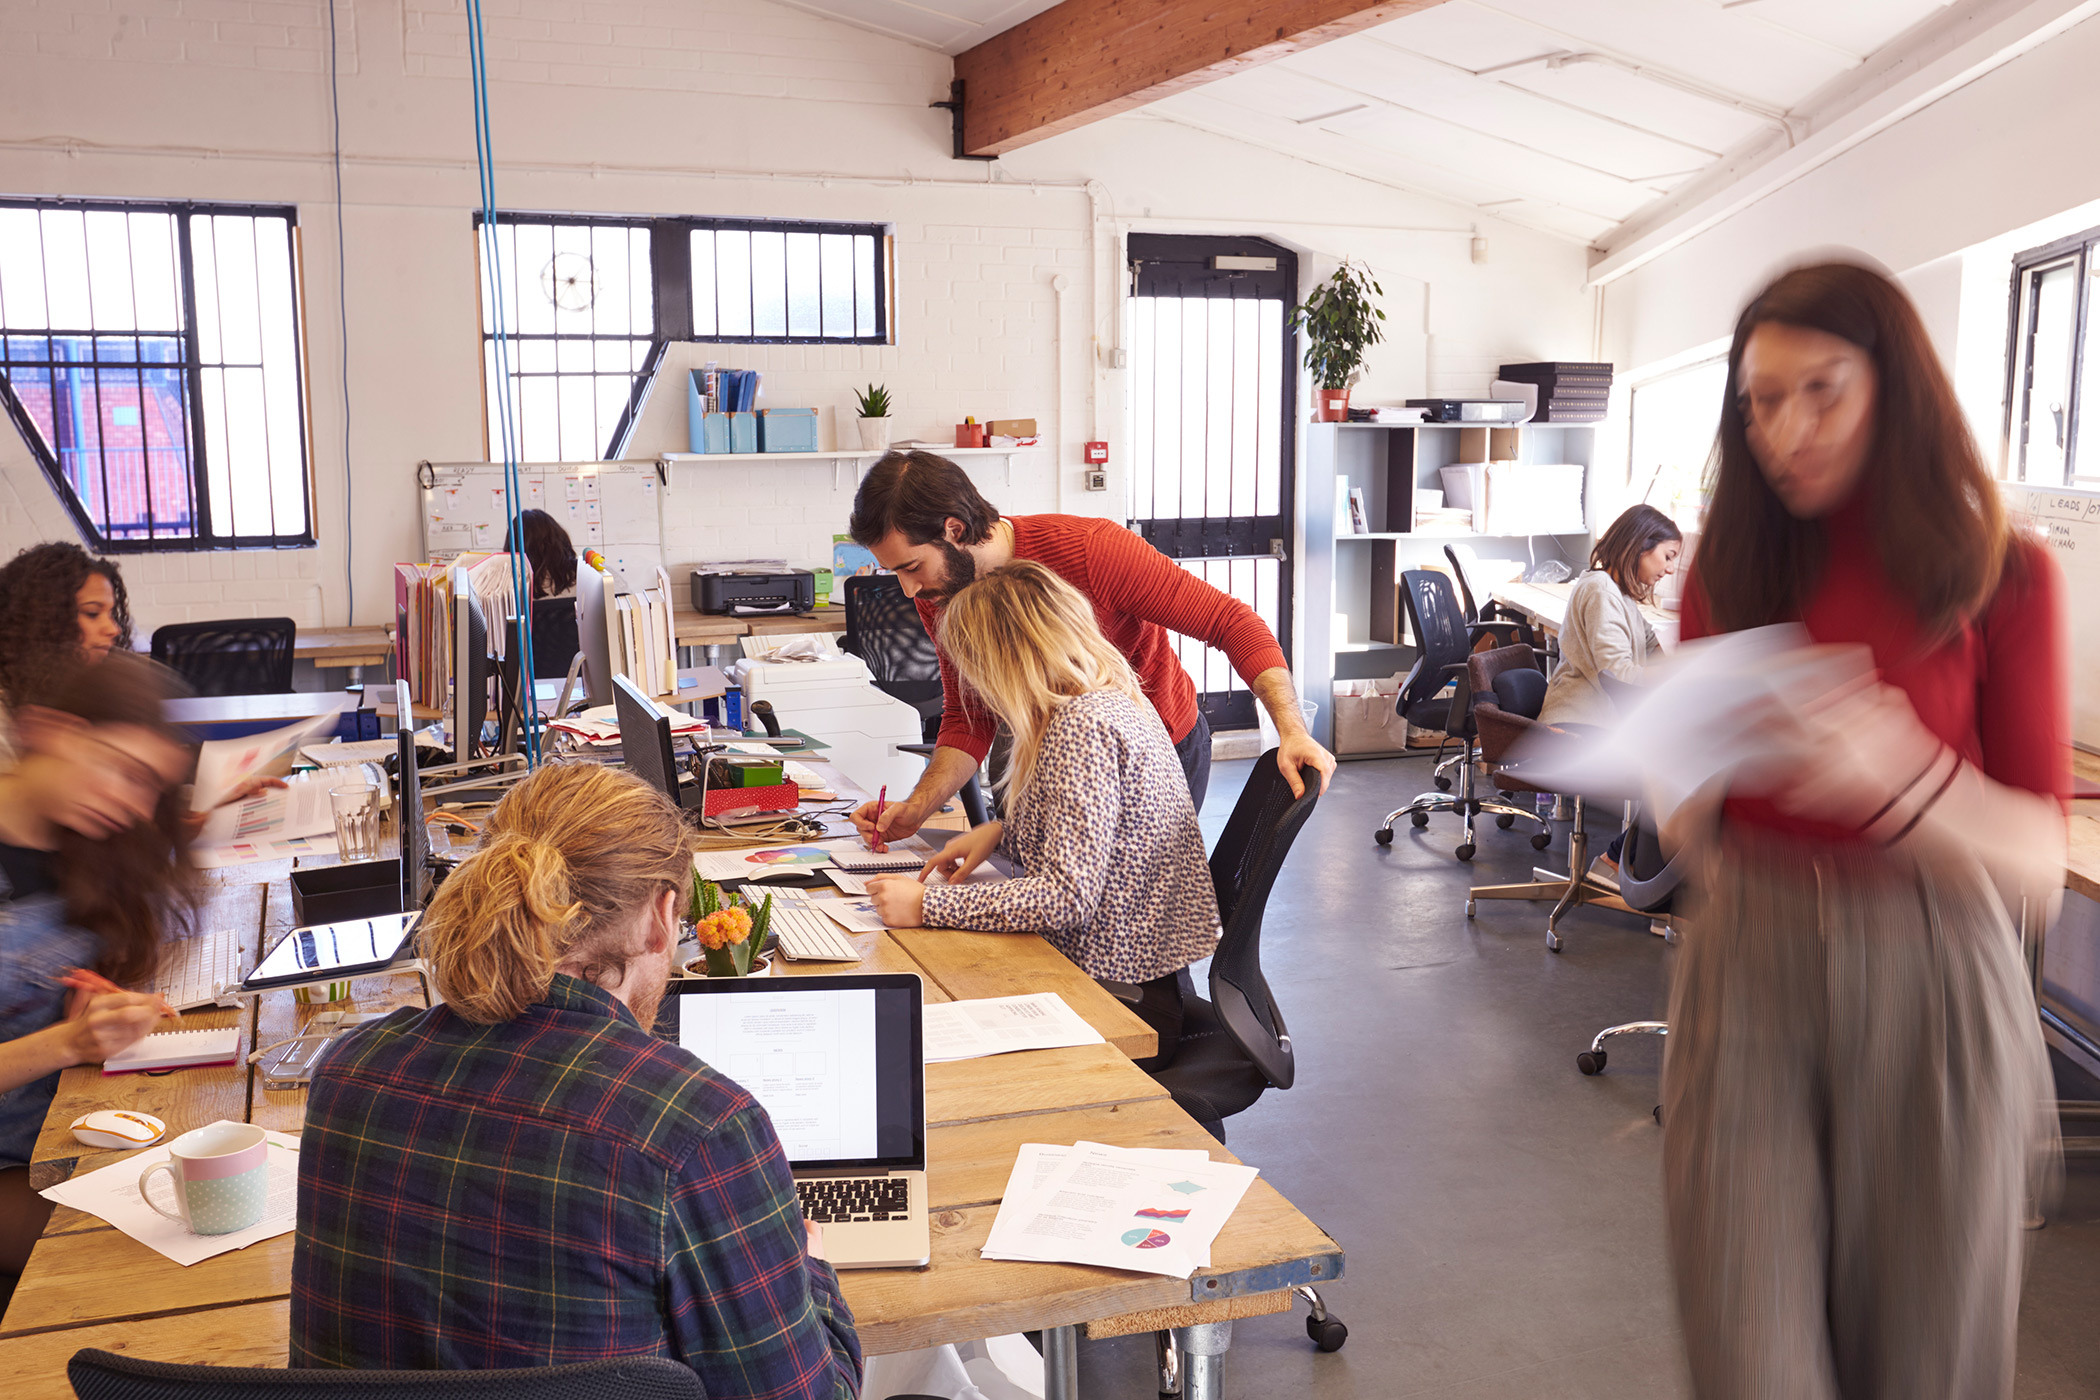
xmin=871 ymin=786 xmax=887 ymax=853
xmin=63 ymin=967 xmax=181 ymax=1024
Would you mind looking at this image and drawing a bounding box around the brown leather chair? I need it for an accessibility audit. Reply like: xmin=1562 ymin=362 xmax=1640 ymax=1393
xmin=1463 ymin=644 xmax=1625 ymax=952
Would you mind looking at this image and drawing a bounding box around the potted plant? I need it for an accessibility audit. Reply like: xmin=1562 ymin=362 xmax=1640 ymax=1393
xmin=686 ymin=875 xmax=775 ymax=978
xmin=1289 ymin=261 xmax=1386 ymax=422
xmin=853 ymin=383 xmax=892 ymax=452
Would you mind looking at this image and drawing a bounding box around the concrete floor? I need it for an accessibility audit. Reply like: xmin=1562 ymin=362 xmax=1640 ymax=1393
xmin=1070 ymin=755 xmax=2100 ymax=1400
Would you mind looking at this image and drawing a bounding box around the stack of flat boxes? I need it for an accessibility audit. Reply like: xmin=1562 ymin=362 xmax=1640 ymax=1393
xmin=1498 ymin=362 xmax=1613 ymax=423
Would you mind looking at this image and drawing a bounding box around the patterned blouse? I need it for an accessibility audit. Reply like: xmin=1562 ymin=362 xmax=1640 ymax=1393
xmin=919 ymin=689 xmax=1220 ymax=982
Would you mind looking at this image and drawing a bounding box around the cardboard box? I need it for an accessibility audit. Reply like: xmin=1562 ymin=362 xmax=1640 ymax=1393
xmin=987 ymin=418 xmax=1037 ymax=438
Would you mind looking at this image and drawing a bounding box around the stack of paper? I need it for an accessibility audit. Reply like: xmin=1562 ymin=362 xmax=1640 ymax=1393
xmin=981 ymin=1141 xmax=1260 ymax=1279
xmin=39 ymin=1127 xmax=301 ymax=1267
xmin=192 ymin=713 xmax=343 ymax=813
xmin=692 ymin=835 xmax=933 ymax=883
xmin=393 ymin=553 xmax=518 ymax=712
xmin=922 ymin=993 xmax=1104 ymax=1063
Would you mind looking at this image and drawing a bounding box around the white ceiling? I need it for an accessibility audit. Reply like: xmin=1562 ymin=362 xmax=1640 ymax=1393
xmin=777 ymin=0 xmax=1971 ymax=246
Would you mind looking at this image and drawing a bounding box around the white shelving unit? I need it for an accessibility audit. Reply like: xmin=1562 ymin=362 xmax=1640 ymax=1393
xmin=1300 ymin=420 xmax=1596 ymax=752
xmin=660 ymin=444 xmax=1037 ymax=490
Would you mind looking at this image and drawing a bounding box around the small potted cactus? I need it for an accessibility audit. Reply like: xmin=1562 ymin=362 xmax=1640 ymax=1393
xmin=685 ymin=875 xmax=775 ymax=978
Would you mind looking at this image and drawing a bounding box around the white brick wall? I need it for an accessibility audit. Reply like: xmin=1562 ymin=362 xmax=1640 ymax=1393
xmin=2 ymin=0 xmax=358 ymax=75
xmin=0 ymin=0 xmax=1595 ymax=636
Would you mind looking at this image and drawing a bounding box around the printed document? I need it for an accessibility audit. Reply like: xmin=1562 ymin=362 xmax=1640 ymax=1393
xmin=192 ymin=712 xmax=343 ymax=812
xmin=922 ymin=993 xmax=1105 ymax=1063
xmin=193 ymin=776 xmax=339 ymax=849
xmin=39 ymin=1128 xmax=301 ymax=1267
xmin=693 ymin=835 xmax=933 ymax=884
xmin=981 ymin=1140 xmax=1259 ymax=1279
xmin=677 ymin=986 xmax=879 ymax=1162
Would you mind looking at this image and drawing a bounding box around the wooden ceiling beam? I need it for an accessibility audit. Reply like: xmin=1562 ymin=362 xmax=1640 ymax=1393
xmin=952 ymin=0 xmax=1448 ymax=157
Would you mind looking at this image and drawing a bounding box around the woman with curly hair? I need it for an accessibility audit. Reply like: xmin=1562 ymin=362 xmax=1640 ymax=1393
xmin=0 ymin=543 xmax=132 ymax=765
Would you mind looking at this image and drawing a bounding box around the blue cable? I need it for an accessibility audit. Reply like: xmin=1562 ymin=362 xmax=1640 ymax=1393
xmin=465 ymin=0 xmax=539 ymax=765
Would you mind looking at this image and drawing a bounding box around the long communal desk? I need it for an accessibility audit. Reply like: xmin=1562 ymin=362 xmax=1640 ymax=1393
xmin=1488 ymin=579 xmax=1680 ymax=652
xmin=0 ymin=789 xmax=1341 ymax=1395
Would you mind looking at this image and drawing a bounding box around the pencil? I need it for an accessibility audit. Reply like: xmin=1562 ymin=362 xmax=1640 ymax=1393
xmin=63 ymin=967 xmax=181 ymax=1024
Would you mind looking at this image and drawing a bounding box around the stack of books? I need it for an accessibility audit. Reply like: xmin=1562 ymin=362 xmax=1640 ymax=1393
xmin=1498 ymin=362 xmax=1613 ymax=423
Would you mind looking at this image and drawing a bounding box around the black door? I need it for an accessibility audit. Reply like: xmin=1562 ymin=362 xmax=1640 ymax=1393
xmin=1125 ymin=234 xmax=1297 ymax=731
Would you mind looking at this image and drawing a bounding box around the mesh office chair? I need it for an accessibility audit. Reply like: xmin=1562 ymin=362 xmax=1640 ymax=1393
xmin=1373 ymin=572 xmax=1548 ymax=861
xmin=1148 ymin=753 xmax=1347 ymax=1359
xmin=529 ymin=596 xmax=581 ymax=680
xmin=1421 ymin=551 xmax=1534 ymax=794
xmin=150 ymin=617 xmax=296 ymax=696
xmin=841 ymin=575 xmax=942 ymax=741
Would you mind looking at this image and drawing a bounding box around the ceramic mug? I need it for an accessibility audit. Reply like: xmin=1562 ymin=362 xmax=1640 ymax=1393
xmin=138 ymin=1122 xmax=269 ymax=1235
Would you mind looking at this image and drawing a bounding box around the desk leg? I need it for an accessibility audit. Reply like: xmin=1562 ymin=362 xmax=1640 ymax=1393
xmin=1175 ymin=1320 xmax=1232 ymax=1400
xmin=1042 ymin=1324 xmax=1079 ymax=1400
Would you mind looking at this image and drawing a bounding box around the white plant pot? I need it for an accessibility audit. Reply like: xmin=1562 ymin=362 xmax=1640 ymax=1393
xmin=857 ymin=417 xmax=891 ymax=451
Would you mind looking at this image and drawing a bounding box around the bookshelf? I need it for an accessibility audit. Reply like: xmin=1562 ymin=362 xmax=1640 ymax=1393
xmin=1300 ymin=421 xmax=1596 ymax=752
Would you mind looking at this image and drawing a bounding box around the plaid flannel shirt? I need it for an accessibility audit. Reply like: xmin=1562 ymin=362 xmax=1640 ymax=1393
xmin=291 ymin=974 xmax=862 ymax=1398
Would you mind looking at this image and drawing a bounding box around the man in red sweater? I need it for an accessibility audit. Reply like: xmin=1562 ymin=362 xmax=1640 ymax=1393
xmin=845 ymin=450 xmax=1333 ymax=848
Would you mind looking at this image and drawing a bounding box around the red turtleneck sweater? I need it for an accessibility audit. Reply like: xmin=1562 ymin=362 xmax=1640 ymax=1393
xmin=1679 ymin=496 xmax=2069 ymax=841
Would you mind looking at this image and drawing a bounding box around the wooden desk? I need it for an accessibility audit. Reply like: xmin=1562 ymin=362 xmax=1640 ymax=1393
xmin=674 ymin=604 xmax=848 ymax=648
xmin=1490 ymin=579 xmax=1680 ymax=652
xmin=293 ymin=626 xmax=392 ymax=670
xmin=0 ymin=871 xmax=1335 ymax=1396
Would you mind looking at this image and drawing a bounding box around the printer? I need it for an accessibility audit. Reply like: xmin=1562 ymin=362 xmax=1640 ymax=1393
xmin=691 ymin=569 xmax=816 ymax=617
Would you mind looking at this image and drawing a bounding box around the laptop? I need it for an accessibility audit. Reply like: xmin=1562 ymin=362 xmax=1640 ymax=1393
xmin=667 ymin=973 xmax=929 ymax=1269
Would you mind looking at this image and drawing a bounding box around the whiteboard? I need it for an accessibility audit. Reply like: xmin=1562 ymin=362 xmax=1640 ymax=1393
xmin=417 ymin=460 xmax=665 ymax=580
xmin=2006 ymin=485 xmax=2100 ymax=751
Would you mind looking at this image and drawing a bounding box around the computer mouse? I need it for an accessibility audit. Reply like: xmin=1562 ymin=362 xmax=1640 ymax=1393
xmin=71 ymin=1109 xmax=167 ymax=1150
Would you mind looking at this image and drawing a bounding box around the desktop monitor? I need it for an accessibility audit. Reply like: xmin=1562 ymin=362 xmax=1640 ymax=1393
xmin=614 ymin=673 xmax=691 ymax=811
xmin=395 ymin=679 xmax=430 ymax=913
xmin=452 ymin=573 xmax=493 ymax=761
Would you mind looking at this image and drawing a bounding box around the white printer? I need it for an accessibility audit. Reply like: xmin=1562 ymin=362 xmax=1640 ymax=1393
xmin=730 ymin=634 xmax=926 ymax=797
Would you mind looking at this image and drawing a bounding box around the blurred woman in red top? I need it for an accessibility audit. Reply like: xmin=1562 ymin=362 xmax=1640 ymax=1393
xmin=1666 ymin=262 xmax=2067 ymax=1400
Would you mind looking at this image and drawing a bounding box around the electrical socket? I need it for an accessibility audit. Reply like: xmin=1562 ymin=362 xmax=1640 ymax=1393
xmin=1084 ymin=469 xmax=1108 ymax=492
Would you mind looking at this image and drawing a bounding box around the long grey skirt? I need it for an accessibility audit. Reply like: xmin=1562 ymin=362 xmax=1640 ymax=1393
xmin=1661 ymin=828 xmax=2059 ymax=1400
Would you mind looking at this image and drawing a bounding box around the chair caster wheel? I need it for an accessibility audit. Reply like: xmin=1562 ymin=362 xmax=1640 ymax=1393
xmin=1578 ymin=1049 xmax=1606 ymax=1075
xmin=1495 ymin=813 xmax=1515 ymax=829
xmin=1410 ymin=812 xmax=1429 ymax=829
xmin=1529 ymin=831 xmax=1551 ymax=850
xmin=1305 ymin=1313 xmax=1348 ymax=1352
xmin=1546 ymin=931 xmax=1563 ymax=953
xmin=1434 ymin=776 xmax=1452 ymax=792
xmin=1454 ymin=843 xmax=1475 ymax=862
xmin=1374 ymin=827 xmax=1394 ymax=846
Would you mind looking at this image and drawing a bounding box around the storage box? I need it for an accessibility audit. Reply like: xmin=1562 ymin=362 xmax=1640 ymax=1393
xmin=290 ymin=859 xmax=404 ymax=927
xmin=721 ymin=755 xmax=785 ymax=787
xmin=1332 ymin=679 xmax=1408 ymax=756
xmin=730 ymin=412 xmax=758 ymax=453
xmin=694 ymin=412 xmax=730 ymax=454
xmin=758 ymin=408 xmax=819 ymax=453
xmin=701 ymin=781 xmax=798 ymax=818
xmin=986 ymin=418 xmax=1036 ymax=438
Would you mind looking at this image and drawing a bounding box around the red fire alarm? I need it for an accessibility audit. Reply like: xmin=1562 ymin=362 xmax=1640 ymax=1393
xmin=1084 ymin=441 xmax=1109 ymax=464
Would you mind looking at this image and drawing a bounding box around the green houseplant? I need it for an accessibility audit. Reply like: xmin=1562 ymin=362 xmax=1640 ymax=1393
xmin=688 ymin=875 xmax=776 ymax=977
xmin=853 ymin=383 xmax=893 ymax=452
xmin=1289 ymin=262 xmax=1386 ymax=422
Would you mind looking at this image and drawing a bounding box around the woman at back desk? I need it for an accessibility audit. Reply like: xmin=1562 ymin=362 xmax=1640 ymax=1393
xmin=863 ymin=562 xmax=1219 ymax=1070
xmin=1538 ymin=504 xmax=1682 ymax=729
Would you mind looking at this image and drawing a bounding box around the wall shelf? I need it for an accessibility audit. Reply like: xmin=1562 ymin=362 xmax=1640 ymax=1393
xmin=660 ymin=444 xmax=1038 ymax=489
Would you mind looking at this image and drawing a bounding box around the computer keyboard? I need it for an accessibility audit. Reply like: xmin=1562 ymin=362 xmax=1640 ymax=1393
xmin=768 ymin=904 xmax=863 ymax=963
xmin=154 ymin=925 xmax=248 ymax=1011
xmin=798 ymin=1176 xmax=910 ymax=1223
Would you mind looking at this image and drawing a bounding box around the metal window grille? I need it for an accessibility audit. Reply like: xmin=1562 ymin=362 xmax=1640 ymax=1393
xmin=477 ymin=213 xmax=889 ymax=464
xmin=0 ymin=198 xmax=312 ymax=551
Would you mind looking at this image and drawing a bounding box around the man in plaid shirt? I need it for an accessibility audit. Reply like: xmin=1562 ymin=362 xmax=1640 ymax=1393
xmin=290 ymin=764 xmax=861 ymax=1398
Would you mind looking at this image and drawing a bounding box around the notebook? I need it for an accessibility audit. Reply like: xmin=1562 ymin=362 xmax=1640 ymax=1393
xmin=103 ymin=1027 xmax=243 ymax=1075
xmin=829 ymin=848 xmax=928 ymax=874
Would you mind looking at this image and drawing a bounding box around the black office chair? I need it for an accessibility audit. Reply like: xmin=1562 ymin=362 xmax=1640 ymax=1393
xmin=897 ymin=742 xmax=990 ymax=828
xmin=1576 ymin=815 xmax=1688 ymax=1079
xmin=65 ymin=1351 xmax=708 ymax=1399
xmin=1373 ymin=572 xmax=1547 ymax=860
xmin=1442 ymin=543 xmax=1538 ymax=649
xmin=150 ymin=618 xmax=296 ymax=696
xmin=528 ymin=596 xmax=581 ymax=680
xmin=1147 ymin=751 xmax=1346 ymax=1357
xmin=841 ymin=575 xmax=942 ymax=743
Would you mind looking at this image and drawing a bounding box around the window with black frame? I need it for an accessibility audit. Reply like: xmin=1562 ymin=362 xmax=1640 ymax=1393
xmin=2005 ymin=225 xmax=2100 ymax=486
xmin=0 ymin=198 xmax=312 ymax=551
xmin=477 ymin=213 xmax=889 ymax=463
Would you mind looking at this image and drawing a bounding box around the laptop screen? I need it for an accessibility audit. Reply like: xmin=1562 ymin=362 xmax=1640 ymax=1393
xmin=670 ymin=974 xmax=924 ymax=1172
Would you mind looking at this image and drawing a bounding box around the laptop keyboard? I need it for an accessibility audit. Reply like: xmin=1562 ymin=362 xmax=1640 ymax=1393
xmin=798 ymin=1176 xmax=911 ymax=1223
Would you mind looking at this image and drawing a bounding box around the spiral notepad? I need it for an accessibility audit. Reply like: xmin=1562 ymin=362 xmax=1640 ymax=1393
xmin=828 ymin=849 xmax=928 ymax=874
xmin=103 ymin=1027 xmax=243 ymax=1075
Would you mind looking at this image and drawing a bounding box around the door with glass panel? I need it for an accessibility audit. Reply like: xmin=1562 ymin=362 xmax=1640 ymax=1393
xmin=1125 ymin=235 xmax=1296 ymax=731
